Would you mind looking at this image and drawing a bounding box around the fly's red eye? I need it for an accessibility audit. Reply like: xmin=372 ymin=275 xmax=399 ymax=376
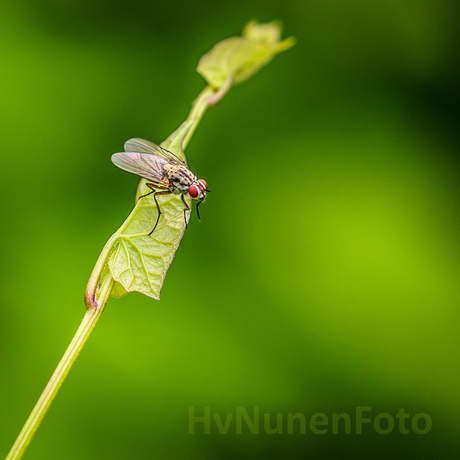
xmin=189 ymin=185 xmax=199 ymax=198
xmin=199 ymin=180 xmax=207 ymax=189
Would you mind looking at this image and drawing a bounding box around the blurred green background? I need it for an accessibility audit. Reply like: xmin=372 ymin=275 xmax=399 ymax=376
xmin=1 ymin=1 xmax=459 ymax=459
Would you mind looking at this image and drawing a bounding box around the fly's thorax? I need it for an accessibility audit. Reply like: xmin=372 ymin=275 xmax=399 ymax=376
xmin=164 ymin=164 xmax=196 ymax=192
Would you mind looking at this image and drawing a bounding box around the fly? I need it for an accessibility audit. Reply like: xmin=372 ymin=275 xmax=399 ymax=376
xmin=112 ymin=138 xmax=209 ymax=235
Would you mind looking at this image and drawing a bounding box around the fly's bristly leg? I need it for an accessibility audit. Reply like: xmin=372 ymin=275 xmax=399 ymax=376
xmin=195 ymin=189 xmax=209 ymax=222
xmin=196 ymin=201 xmax=202 ymax=221
xmin=180 ymin=194 xmax=190 ymax=229
xmin=139 ymin=183 xmax=157 ymax=200
xmin=148 ymin=190 xmax=172 ymax=235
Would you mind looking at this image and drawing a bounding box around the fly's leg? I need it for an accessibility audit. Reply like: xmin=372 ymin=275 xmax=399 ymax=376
xmin=139 ymin=190 xmax=154 ymax=199
xmin=180 ymin=194 xmax=190 ymax=229
xmin=138 ymin=183 xmax=170 ymax=235
xmin=139 ymin=183 xmax=171 ymax=199
xmin=195 ymin=189 xmax=209 ymax=222
xmin=196 ymin=201 xmax=202 ymax=221
xmin=139 ymin=185 xmax=172 ymax=235
xmin=149 ymin=191 xmax=172 ymax=235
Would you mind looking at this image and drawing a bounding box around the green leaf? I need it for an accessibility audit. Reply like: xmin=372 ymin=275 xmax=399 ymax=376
xmin=108 ymin=121 xmax=193 ymax=300
xmin=110 ymin=279 xmax=129 ymax=298
xmin=197 ymin=20 xmax=296 ymax=90
xmin=108 ymin=193 xmax=190 ymax=300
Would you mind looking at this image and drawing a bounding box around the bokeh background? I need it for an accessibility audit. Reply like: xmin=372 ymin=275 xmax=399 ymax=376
xmin=1 ymin=1 xmax=459 ymax=459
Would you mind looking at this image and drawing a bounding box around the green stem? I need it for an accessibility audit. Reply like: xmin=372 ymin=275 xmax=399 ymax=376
xmin=4 ymin=85 xmax=219 ymax=460
xmin=5 ymin=20 xmax=293 ymax=458
xmin=207 ymin=76 xmax=233 ymax=106
xmin=84 ymin=233 xmax=118 ymax=308
xmin=182 ymin=85 xmax=216 ymax=150
xmin=5 ymin=274 xmax=115 ymax=460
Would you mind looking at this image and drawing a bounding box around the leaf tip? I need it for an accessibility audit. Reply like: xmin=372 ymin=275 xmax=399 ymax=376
xmin=197 ymin=19 xmax=295 ymax=90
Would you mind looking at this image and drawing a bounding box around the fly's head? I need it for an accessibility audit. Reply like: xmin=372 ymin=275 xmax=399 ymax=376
xmin=188 ymin=179 xmax=208 ymax=202
xmin=188 ymin=179 xmax=209 ymax=221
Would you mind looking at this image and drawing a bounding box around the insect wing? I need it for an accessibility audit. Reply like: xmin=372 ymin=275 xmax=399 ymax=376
xmin=124 ymin=138 xmax=185 ymax=165
xmin=111 ymin=152 xmax=168 ymax=183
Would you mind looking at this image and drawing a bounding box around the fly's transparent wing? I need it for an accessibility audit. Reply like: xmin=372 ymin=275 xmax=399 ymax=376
xmin=124 ymin=138 xmax=185 ymax=165
xmin=111 ymin=152 xmax=169 ymax=183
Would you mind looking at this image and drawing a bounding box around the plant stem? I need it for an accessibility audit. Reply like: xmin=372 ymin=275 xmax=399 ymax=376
xmin=182 ymin=85 xmax=216 ymax=150
xmin=5 ymin=84 xmax=217 ymax=460
xmin=84 ymin=233 xmax=119 ymax=308
xmin=5 ymin=21 xmax=294 ymax=457
xmin=5 ymin=274 xmax=114 ymax=460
